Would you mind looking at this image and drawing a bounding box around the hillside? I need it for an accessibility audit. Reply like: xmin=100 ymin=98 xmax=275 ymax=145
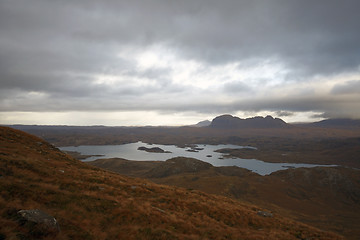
xmin=0 ymin=126 xmax=343 ymax=239
xmin=89 ymin=157 xmax=360 ymax=239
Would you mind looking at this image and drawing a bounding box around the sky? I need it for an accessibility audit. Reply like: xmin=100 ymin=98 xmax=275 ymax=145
xmin=1 ymin=0 xmax=360 ymax=126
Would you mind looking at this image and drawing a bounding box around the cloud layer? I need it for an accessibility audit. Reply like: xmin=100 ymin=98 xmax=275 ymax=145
xmin=1 ymin=0 xmax=360 ymax=125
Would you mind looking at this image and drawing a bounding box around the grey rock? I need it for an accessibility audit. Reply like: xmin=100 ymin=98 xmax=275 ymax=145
xmin=17 ymin=209 xmax=60 ymax=237
xmin=257 ymin=210 xmax=273 ymax=217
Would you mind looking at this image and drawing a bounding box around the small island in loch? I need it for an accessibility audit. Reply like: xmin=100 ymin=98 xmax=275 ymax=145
xmin=137 ymin=146 xmax=171 ymax=153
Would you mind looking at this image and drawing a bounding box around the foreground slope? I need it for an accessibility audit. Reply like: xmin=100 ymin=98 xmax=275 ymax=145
xmin=0 ymin=126 xmax=343 ymax=239
xmin=90 ymin=157 xmax=360 ymax=239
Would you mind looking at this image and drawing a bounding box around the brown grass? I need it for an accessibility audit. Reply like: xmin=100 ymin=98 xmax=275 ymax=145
xmin=89 ymin=157 xmax=360 ymax=239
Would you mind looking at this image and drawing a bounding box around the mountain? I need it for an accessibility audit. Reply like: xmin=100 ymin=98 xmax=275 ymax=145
xmin=309 ymin=118 xmax=360 ymax=128
xmin=0 ymin=126 xmax=342 ymax=239
xmin=192 ymin=120 xmax=211 ymax=127
xmin=209 ymin=115 xmax=288 ymax=128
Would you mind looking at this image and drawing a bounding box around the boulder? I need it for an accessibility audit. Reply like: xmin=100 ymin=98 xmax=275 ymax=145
xmin=17 ymin=209 xmax=60 ymax=237
xmin=257 ymin=210 xmax=273 ymax=217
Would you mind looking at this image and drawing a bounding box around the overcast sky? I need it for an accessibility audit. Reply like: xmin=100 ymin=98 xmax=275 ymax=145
xmin=1 ymin=0 xmax=360 ymax=126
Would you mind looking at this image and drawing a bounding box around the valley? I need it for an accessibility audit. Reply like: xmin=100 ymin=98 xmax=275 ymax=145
xmin=3 ymin=116 xmax=360 ymax=239
xmin=0 ymin=126 xmax=346 ymax=239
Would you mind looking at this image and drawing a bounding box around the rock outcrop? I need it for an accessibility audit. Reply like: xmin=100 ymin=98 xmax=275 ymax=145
xmin=17 ymin=209 xmax=60 ymax=237
xmin=257 ymin=211 xmax=273 ymax=217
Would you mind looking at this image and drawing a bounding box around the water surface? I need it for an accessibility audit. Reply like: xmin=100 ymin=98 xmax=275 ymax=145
xmin=60 ymin=142 xmax=336 ymax=175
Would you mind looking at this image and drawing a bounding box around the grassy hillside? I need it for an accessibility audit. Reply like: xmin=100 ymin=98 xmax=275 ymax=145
xmin=90 ymin=157 xmax=360 ymax=239
xmin=0 ymin=126 xmax=343 ymax=239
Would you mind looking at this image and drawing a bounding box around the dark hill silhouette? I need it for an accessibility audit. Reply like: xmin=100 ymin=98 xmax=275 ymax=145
xmin=192 ymin=120 xmax=211 ymax=127
xmin=210 ymin=115 xmax=288 ymax=128
xmin=310 ymin=118 xmax=360 ymax=128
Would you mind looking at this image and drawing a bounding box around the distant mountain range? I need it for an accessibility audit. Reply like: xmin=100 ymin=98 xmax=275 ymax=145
xmin=192 ymin=115 xmax=360 ymax=129
xmin=307 ymin=118 xmax=360 ymax=128
xmin=192 ymin=120 xmax=211 ymax=127
xmin=209 ymin=114 xmax=288 ymax=128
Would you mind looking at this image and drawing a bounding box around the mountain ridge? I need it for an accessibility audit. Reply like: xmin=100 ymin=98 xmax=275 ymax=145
xmin=191 ymin=120 xmax=211 ymax=127
xmin=209 ymin=115 xmax=288 ymax=128
xmin=309 ymin=118 xmax=360 ymax=128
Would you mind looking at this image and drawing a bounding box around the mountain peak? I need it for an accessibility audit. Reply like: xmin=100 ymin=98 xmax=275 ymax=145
xmin=193 ymin=120 xmax=211 ymax=127
xmin=210 ymin=115 xmax=288 ymax=128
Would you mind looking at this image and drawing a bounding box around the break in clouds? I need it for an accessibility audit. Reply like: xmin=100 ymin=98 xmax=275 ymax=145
xmin=1 ymin=0 xmax=360 ymax=125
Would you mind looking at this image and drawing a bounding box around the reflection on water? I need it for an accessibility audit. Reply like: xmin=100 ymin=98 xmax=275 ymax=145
xmin=60 ymin=141 xmax=336 ymax=175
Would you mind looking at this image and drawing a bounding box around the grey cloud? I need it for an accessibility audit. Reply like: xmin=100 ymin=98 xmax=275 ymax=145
xmin=3 ymin=1 xmax=360 ymax=68
xmin=311 ymin=113 xmax=331 ymax=119
xmin=1 ymin=0 xmax=360 ymax=120
xmin=161 ymin=94 xmax=360 ymax=119
xmin=170 ymin=0 xmax=360 ymax=76
xmin=2 ymin=83 xmax=359 ymax=122
xmin=331 ymin=80 xmax=360 ymax=95
xmin=3 ymin=0 xmax=360 ymax=75
xmin=275 ymin=111 xmax=294 ymax=117
xmin=223 ymin=81 xmax=252 ymax=94
xmin=231 ymin=96 xmax=360 ymax=119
